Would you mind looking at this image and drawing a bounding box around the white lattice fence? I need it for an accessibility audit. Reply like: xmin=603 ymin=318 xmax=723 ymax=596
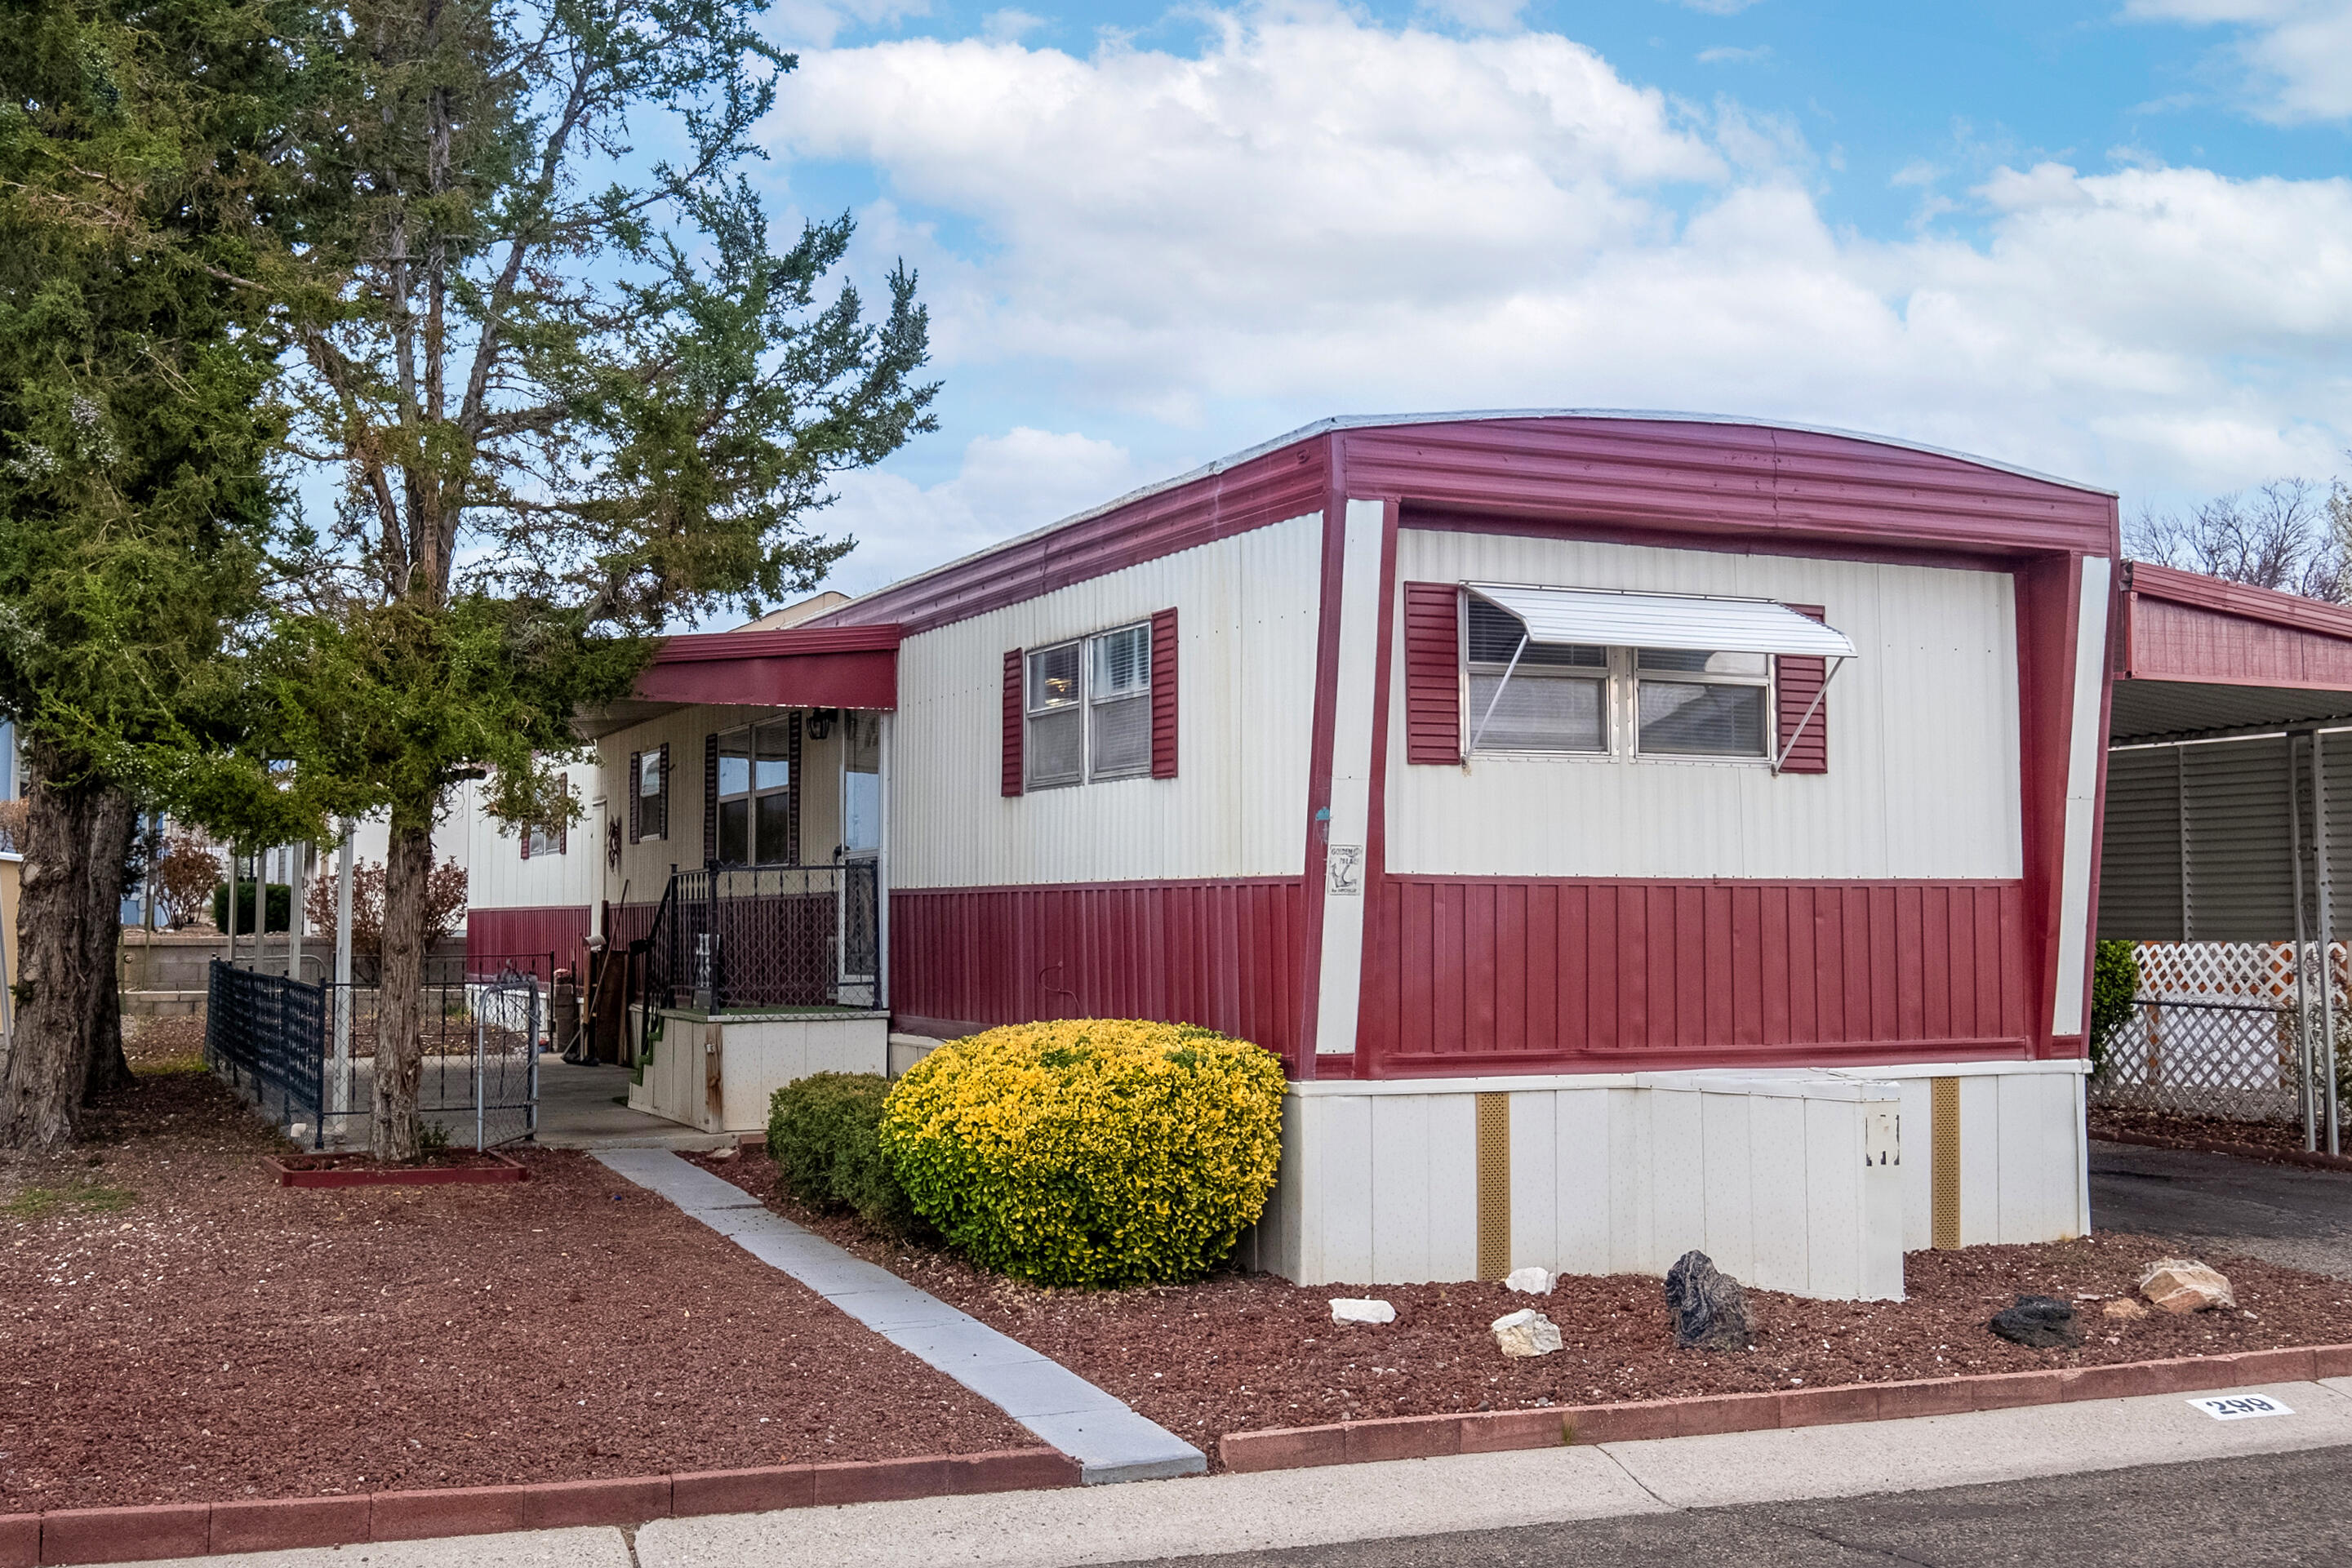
xmin=2092 ymin=940 xmax=2348 ymax=1126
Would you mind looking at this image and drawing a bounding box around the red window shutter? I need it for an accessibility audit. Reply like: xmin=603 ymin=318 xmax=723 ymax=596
xmin=1776 ymin=603 xmax=1830 ymax=775
xmin=1403 ymin=583 xmax=1463 ymax=765
xmin=658 ymin=742 xmax=670 ymax=824
xmin=558 ymin=773 xmax=569 ymax=855
xmin=702 ymin=733 xmax=719 ymax=865
xmin=628 ymin=751 xmax=642 ymax=843
xmin=1002 ymin=650 xmax=1025 ymax=797
xmin=1150 ymin=608 xmax=1178 ymax=780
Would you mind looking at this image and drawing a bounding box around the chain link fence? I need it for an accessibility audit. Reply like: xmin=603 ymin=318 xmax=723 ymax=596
xmin=2090 ymin=940 xmax=2347 ymax=1133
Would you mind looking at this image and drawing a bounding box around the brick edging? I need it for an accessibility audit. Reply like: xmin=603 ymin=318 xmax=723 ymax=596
xmin=260 ymin=1152 xmax=531 ymax=1188
xmin=1216 ymin=1344 xmax=2352 ymax=1473
xmin=0 ymin=1447 xmax=1075 ymax=1566
xmin=2092 ymin=1128 xmax=2352 ymax=1173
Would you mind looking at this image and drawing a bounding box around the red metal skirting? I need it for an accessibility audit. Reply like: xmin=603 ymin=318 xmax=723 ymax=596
xmin=1357 ymin=877 xmax=2034 ymax=1069
xmin=465 ymin=905 xmax=592 ymax=978
xmin=890 ymin=880 xmax=1309 ymax=1065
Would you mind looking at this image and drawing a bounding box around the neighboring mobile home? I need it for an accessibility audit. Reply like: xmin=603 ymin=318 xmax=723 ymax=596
xmin=545 ymin=411 xmax=2120 ymax=1299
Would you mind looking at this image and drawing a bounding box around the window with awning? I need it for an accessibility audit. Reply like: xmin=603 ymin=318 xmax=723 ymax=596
xmin=1447 ymin=584 xmax=1855 ymax=771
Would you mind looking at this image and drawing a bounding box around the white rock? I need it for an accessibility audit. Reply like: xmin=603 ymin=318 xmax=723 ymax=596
xmin=1504 ymin=1266 xmax=1553 ymax=1295
xmin=2139 ymin=1258 xmax=2235 ymax=1315
xmin=1329 ymin=1298 xmax=1396 ymax=1326
xmin=1491 ymin=1308 xmax=1563 ymax=1358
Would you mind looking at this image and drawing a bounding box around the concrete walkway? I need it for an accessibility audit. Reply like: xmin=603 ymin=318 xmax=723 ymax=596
xmin=125 ymin=1374 xmax=2352 ymax=1567
xmin=532 ymin=1059 xmax=731 ymax=1150
xmin=2090 ymin=1137 xmax=2352 ymax=1278
xmin=593 ymin=1147 xmax=1207 ymax=1484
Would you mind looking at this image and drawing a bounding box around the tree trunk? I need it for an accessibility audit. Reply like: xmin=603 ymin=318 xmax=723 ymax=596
xmin=369 ymin=806 xmax=433 ymax=1160
xmin=80 ymin=791 xmax=138 ymax=1098
xmin=0 ymin=748 xmax=104 ymax=1147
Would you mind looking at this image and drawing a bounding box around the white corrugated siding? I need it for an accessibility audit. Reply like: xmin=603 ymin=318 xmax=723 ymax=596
xmin=891 ymin=513 xmax=1323 ymax=889
xmin=453 ymin=775 xmax=599 ymax=911
xmin=1386 ymin=530 xmax=2023 ymax=880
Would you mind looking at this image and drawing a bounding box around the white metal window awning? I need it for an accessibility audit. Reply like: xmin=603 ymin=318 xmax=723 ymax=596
xmin=1467 ymin=584 xmax=1858 ymax=660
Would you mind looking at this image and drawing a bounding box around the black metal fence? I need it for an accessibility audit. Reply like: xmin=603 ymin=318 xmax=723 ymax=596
xmin=642 ymin=862 xmax=879 ymax=1014
xmin=205 ymin=956 xmax=545 ymax=1149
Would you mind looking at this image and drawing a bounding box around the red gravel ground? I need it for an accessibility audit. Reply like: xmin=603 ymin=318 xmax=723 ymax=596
xmin=687 ymin=1146 xmax=2352 ymax=1463
xmin=2089 ymin=1104 xmax=2336 ymax=1161
xmin=0 ymin=1064 xmax=1027 ymax=1512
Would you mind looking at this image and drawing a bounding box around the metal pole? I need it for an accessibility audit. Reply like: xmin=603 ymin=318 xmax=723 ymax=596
xmin=333 ymin=823 xmax=354 ymax=1117
xmin=2290 ymin=735 xmax=2315 ymax=1149
xmin=2316 ymin=735 xmax=2341 ymax=1156
xmin=289 ymin=842 xmax=305 ymax=984
xmin=223 ymin=843 xmax=239 ymax=971
xmin=878 ymin=710 xmax=892 ymax=1015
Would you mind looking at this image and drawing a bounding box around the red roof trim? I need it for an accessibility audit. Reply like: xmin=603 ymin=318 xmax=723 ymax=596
xmin=813 ymin=414 xmax=2115 ymax=640
xmin=651 ymin=624 xmax=903 ymax=663
xmin=2123 ymin=560 xmax=2352 ymax=642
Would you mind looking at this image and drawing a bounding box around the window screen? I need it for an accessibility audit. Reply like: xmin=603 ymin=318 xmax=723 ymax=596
xmin=1026 ymin=642 xmax=1085 ymax=788
xmin=1465 ymin=596 xmax=1607 ymax=753
xmin=1090 ymin=623 xmax=1152 ymax=776
xmin=1638 ymin=681 xmax=1768 ymax=756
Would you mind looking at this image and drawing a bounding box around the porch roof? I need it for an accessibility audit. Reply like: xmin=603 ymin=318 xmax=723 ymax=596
xmin=576 ymin=624 xmax=902 ymax=739
xmin=2112 ymin=562 xmax=2352 ymax=744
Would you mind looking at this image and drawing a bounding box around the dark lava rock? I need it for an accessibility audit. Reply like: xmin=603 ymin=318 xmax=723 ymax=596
xmin=1665 ymin=1250 xmax=1754 ymax=1351
xmin=1989 ymin=1294 xmax=2084 ymax=1349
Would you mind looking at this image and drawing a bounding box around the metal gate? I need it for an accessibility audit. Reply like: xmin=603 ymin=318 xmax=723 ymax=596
xmin=208 ymin=958 xmax=540 ymax=1150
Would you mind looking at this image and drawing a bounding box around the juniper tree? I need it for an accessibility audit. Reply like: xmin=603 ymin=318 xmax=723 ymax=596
xmin=246 ymin=0 xmax=935 ymax=1157
xmin=0 ymin=0 xmax=313 ymax=1146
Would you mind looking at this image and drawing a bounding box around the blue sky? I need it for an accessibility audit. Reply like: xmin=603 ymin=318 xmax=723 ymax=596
xmin=724 ymin=0 xmax=2352 ymax=597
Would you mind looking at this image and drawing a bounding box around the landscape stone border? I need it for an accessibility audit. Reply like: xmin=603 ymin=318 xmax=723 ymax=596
xmin=1216 ymin=1344 xmax=2352 ymax=1472
xmin=260 ymin=1151 xmax=531 ymax=1188
xmin=0 ymin=1447 xmax=1076 ymax=1566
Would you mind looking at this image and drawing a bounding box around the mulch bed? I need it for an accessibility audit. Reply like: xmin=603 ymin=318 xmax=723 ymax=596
xmin=684 ymin=1146 xmax=2352 ymax=1464
xmin=2089 ymin=1104 xmax=2338 ymax=1162
xmin=0 ymin=1068 xmax=1027 ymax=1513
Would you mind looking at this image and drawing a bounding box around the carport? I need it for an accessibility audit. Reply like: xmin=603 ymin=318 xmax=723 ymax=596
xmin=2097 ymin=562 xmax=2352 ymax=1153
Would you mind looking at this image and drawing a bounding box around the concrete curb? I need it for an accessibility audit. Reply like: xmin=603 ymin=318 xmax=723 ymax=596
xmin=1216 ymin=1344 xmax=2352 ymax=1472
xmin=0 ymin=1449 xmax=1078 ymax=1566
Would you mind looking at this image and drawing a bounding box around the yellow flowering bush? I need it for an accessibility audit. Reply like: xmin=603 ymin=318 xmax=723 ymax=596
xmin=878 ymin=1019 xmax=1287 ymax=1287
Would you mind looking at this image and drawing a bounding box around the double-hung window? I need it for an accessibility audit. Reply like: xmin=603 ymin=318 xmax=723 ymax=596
xmin=714 ymin=717 xmax=796 ymax=864
xmin=1026 ymin=621 xmax=1152 ymax=788
xmin=637 ymin=748 xmax=669 ymax=839
xmin=1462 ymin=589 xmax=1788 ymax=764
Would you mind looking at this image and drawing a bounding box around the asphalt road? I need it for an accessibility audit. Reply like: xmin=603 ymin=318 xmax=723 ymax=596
xmin=1102 ymin=1445 xmax=2352 ymax=1566
xmin=2090 ymin=1137 xmax=2352 ymax=1277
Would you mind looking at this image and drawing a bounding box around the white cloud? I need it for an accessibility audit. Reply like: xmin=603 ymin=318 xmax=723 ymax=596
xmin=767 ymin=9 xmax=2352 ymax=583
xmin=2125 ymin=0 xmax=2352 ymax=123
xmin=820 ymin=429 xmax=1147 ymax=593
xmin=980 ymin=7 xmax=1047 ymax=42
xmin=1696 ymin=43 xmax=1772 ymax=63
xmin=1676 ymin=0 xmax=1764 ymax=13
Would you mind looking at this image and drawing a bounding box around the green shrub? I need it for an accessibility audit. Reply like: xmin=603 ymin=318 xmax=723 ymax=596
xmin=878 ymin=1019 xmax=1287 ymax=1287
xmin=2090 ymin=939 xmax=2141 ymax=1074
xmin=766 ymin=1072 xmax=922 ymax=1237
xmin=210 ymin=881 xmax=292 ymax=933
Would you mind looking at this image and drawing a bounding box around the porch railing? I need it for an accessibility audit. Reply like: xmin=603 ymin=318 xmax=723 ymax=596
xmin=641 ymin=862 xmax=880 ymax=1015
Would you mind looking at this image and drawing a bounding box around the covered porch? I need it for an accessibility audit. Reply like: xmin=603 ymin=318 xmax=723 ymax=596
xmin=570 ymin=620 xmax=902 ymax=1135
